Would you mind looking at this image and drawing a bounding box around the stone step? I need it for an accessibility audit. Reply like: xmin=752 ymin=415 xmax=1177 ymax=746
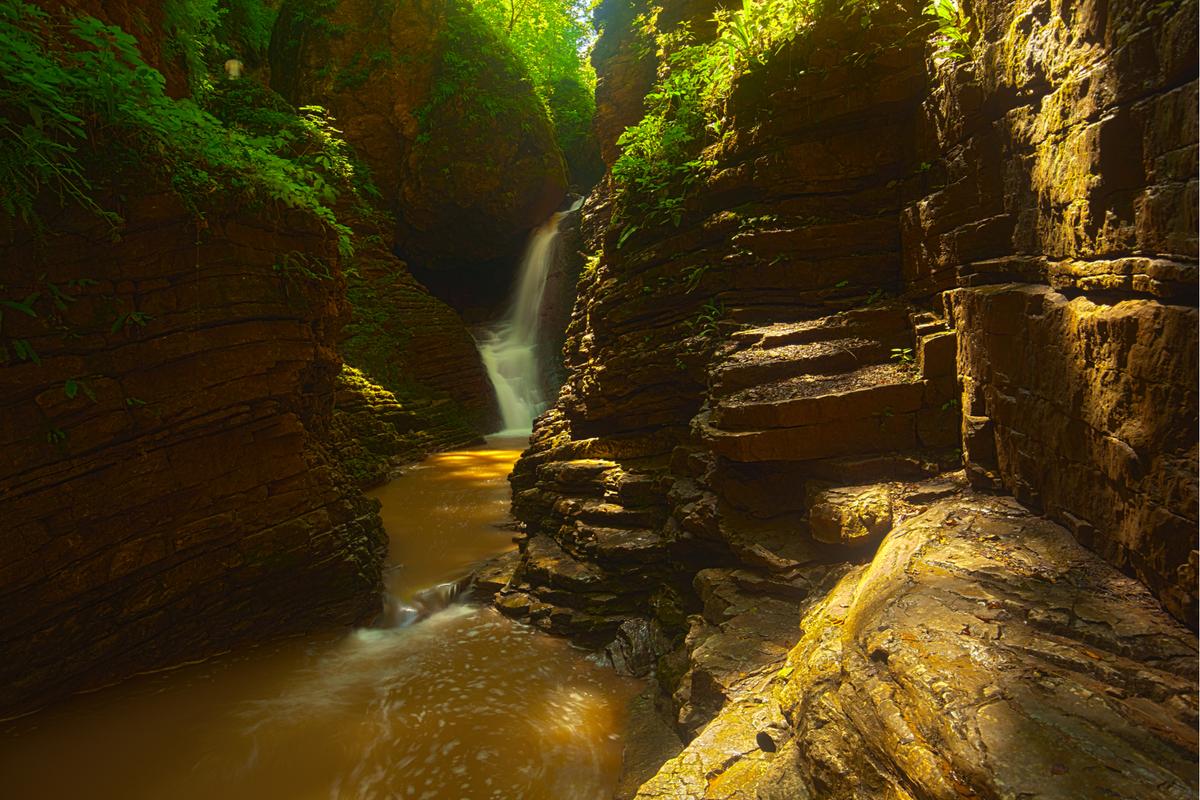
xmin=712 ymin=336 xmax=890 ymax=394
xmin=606 ymin=471 xmax=663 ymax=507
xmin=711 ymin=364 xmax=924 ymax=431
xmin=521 ymin=534 xmax=612 ymax=591
xmin=552 ymin=497 xmax=664 ymax=529
xmin=535 ymin=459 xmax=620 ymax=492
xmin=494 ymin=589 xmax=627 ymax=643
xmin=700 ymin=362 xmax=940 ymax=463
xmin=729 ymin=304 xmax=912 ymax=350
xmin=563 ymin=522 xmax=669 ymax=564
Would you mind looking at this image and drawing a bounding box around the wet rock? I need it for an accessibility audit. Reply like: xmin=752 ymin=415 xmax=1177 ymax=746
xmin=0 ymin=194 xmax=386 ymax=715
xmin=324 ymin=367 xmax=446 ymax=484
xmin=341 ymin=239 xmax=498 ymax=435
xmin=605 ymin=618 xmax=672 ymax=677
xmin=614 ymin=686 xmax=686 ymax=800
xmin=951 ymin=283 xmax=1199 ymax=625
xmin=471 ymin=549 xmax=522 ymax=599
xmin=806 ymin=485 xmax=893 ymax=547
xmin=644 ymin=494 xmax=1199 ymax=798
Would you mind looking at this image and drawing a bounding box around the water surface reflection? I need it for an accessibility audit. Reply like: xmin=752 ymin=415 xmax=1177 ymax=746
xmin=1 ymin=438 xmax=638 ymax=799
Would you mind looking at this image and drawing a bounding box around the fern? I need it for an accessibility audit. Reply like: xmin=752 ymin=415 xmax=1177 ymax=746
xmin=0 ymin=0 xmax=358 ymax=254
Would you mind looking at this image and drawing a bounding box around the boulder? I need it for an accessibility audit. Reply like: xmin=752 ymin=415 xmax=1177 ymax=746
xmin=806 ymin=484 xmax=894 ymax=547
xmin=637 ymin=494 xmax=1199 ymax=799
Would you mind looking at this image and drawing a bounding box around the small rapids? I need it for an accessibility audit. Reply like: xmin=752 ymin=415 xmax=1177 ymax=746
xmin=0 ymin=439 xmax=639 ymax=800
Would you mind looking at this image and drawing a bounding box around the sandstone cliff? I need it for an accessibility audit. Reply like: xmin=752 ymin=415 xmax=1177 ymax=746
xmin=270 ymin=0 xmax=568 ymax=272
xmin=0 ymin=194 xmax=386 ymax=715
xmin=486 ymin=0 xmax=1199 ymax=795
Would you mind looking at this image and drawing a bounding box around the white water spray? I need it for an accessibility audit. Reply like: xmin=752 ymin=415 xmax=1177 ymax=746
xmin=477 ymin=202 xmax=580 ymax=434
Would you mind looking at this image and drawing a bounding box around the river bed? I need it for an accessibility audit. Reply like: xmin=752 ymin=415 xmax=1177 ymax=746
xmin=0 ymin=438 xmax=639 ymax=799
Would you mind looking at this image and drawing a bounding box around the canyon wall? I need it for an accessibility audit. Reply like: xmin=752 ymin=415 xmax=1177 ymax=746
xmin=909 ymin=0 xmax=1198 ymax=623
xmin=489 ymin=0 xmax=1198 ymax=795
xmin=271 ymin=0 xmax=567 ymax=273
xmin=0 ymin=195 xmax=386 ymax=715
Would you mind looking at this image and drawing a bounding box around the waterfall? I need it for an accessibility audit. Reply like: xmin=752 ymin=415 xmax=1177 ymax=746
xmin=477 ymin=202 xmax=580 ymax=434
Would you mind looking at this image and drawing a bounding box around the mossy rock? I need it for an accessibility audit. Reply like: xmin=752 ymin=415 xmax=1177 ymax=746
xmin=270 ymin=0 xmax=567 ymax=268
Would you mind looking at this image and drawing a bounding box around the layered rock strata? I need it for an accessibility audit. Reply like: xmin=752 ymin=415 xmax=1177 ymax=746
xmin=0 ymin=195 xmax=386 ymax=715
xmin=488 ymin=0 xmax=1199 ymax=795
xmin=635 ymin=494 xmax=1199 ymax=800
xmin=341 ymin=239 xmax=499 ymax=440
xmin=906 ymin=0 xmax=1199 ymax=624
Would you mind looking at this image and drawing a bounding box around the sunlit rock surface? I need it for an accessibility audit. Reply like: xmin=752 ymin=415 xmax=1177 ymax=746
xmin=635 ymin=494 xmax=1198 ymax=800
xmin=492 ymin=0 xmax=1198 ymax=795
xmin=908 ymin=0 xmax=1200 ymax=624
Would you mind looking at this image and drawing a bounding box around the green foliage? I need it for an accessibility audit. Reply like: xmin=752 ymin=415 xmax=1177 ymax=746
xmin=611 ymin=0 xmax=910 ymax=234
xmin=611 ymin=16 xmax=721 ymax=234
xmin=0 ymin=0 xmax=357 ymax=255
xmin=469 ymin=0 xmax=597 ymax=177
xmin=417 ymin=2 xmax=547 ymax=141
xmin=924 ymin=0 xmax=971 ymax=63
xmin=686 ymin=299 xmax=726 ymax=338
xmin=890 ymin=346 xmax=914 ymax=364
xmin=163 ymin=0 xmax=221 ymax=94
xmin=213 ymin=0 xmax=279 ymax=66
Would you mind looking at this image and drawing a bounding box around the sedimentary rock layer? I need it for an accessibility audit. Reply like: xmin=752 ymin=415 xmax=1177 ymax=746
xmin=491 ymin=0 xmax=1198 ymax=795
xmin=0 ymin=195 xmax=386 ymax=715
xmin=634 ymin=495 xmax=1199 ymax=800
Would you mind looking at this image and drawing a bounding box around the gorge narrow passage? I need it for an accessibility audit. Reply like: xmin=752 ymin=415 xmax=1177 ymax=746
xmin=0 ymin=439 xmax=639 ymax=800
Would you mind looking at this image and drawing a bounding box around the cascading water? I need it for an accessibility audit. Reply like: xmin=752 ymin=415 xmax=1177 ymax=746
xmin=477 ymin=200 xmax=581 ymax=433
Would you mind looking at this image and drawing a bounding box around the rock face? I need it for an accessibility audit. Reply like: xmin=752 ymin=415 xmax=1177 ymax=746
xmin=52 ymin=0 xmax=188 ymax=96
xmin=636 ymin=495 xmax=1199 ymax=800
xmin=951 ymin=285 xmax=1198 ymax=623
xmin=270 ymin=0 xmax=567 ymax=271
xmin=908 ymin=0 xmax=1200 ymax=624
xmin=488 ymin=0 xmax=1198 ymax=795
xmin=341 ymin=239 xmax=499 ymax=437
xmin=0 ymin=194 xmax=386 ymax=715
xmin=591 ymin=0 xmax=658 ymax=166
xmin=326 ymin=366 xmax=482 ymax=488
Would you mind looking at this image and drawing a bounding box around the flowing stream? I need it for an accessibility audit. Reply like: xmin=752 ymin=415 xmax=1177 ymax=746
xmin=0 ymin=438 xmax=639 ymax=799
xmin=477 ymin=203 xmax=580 ymax=434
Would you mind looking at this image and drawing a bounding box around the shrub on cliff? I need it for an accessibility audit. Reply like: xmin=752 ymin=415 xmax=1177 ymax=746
xmin=470 ymin=0 xmax=602 ymax=184
xmin=0 ymin=0 xmax=358 ymax=253
xmin=610 ymin=0 xmax=962 ymax=237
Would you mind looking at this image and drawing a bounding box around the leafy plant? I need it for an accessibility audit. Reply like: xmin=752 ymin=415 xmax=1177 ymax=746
xmin=924 ymin=0 xmax=972 ymax=63
xmin=469 ymin=0 xmax=597 ymax=170
xmin=683 ymin=264 xmax=710 ymax=293
xmin=890 ymin=346 xmax=914 ymax=364
xmin=610 ymin=1 xmax=891 ymax=233
xmin=164 ymin=0 xmax=220 ymax=94
xmin=687 ymin=299 xmax=726 ymax=338
xmin=0 ymin=1 xmax=357 ymax=255
xmin=64 ymin=377 xmax=97 ymax=401
xmin=213 ymin=0 xmax=278 ymax=66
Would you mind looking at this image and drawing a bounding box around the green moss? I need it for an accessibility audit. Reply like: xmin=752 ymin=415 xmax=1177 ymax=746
xmin=339 ymin=258 xmax=483 ymax=448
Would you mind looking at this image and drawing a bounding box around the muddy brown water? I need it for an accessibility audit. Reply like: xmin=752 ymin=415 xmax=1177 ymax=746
xmin=1 ymin=438 xmax=640 ymax=799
